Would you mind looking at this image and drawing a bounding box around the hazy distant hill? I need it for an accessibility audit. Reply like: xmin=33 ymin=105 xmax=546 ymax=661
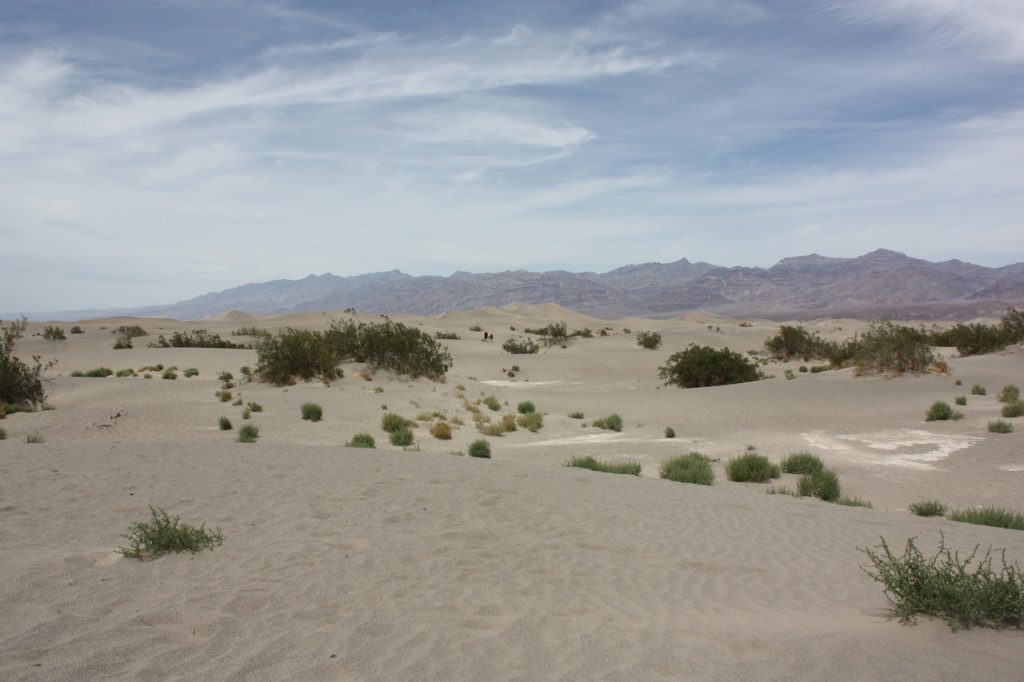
xmin=14 ymin=250 xmax=1024 ymax=321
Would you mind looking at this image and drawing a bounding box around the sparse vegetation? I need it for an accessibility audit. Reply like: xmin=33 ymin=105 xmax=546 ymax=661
xmin=909 ymin=500 xmax=948 ymax=517
xmin=119 ymin=506 xmax=224 ymax=560
xmin=73 ymin=367 xmax=113 ymax=378
xmin=69 ymin=325 xmax=83 ymax=334
xmin=988 ymin=420 xmax=1014 ymax=433
xmin=764 ymin=325 xmax=832 ymax=361
xmin=568 ymin=411 xmax=584 ymax=419
xmin=846 ymin=321 xmax=938 ymax=375
xmin=954 ymin=395 xmax=967 ymax=406
xmin=725 ymin=452 xmax=781 ymax=482
xmin=950 ymin=507 xmax=1024 ymax=531
xmin=42 ymin=325 xmax=66 ymax=341
xmin=664 ymin=427 xmax=675 ymax=438
xmin=218 ymin=416 xmax=232 ymax=431
xmin=926 ymin=401 xmax=962 ymax=422
xmin=1000 ymin=402 xmax=1024 ymax=418
xmin=435 ymin=331 xmax=461 ymax=340
xmin=516 ymin=411 xmax=543 ymax=432
xmin=861 ymin=535 xmax=1024 ymax=629
xmin=0 ymin=427 xmax=5 ymax=439
xmin=482 ymin=395 xmax=501 ymax=411
xmin=216 ymin=389 xmax=232 ymax=403
xmin=381 ymin=412 xmax=413 ymax=433
xmin=346 ymin=433 xmax=376 ymax=448
xmin=566 ymin=456 xmax=642 ymax=476
xmin=430 ymin=422 xmax=452 ymax=440
xmin=25 ymin=432 xmax=45 ymax=444
xmin=149 ymin=330 xmax=247 ymax=349
xmin=301 ymin=402 xmax=323 ymax=421
xmin=591 ymin=414 xmax=623 ymax=432
xmin=659 ymin=344 xmax=764 ymax=388
xmin=237 ymin=424 xmax=259 ymax=443
xmin=636 ymin=331 xmax=662 ymax=350
xmin=925 ymin=308 xmax=1024 ymax=356
xmin=517 ymin=400 xmax=536 ymax=414
xmin=837 ymin=496 xmax=873 ymax=508
xmin=1 ymin=317 xmax=54 ymax=408
xmin=780 ymin=452 xmax=824 ymax=475
xmin=182 ymin=367 xmax=199 ymax=377
xmin=999 ymin=385 xmax=1020 ymax=403
xmin=971 ymin=384 xmax=987 ymax=396
xmin=659 ymin=453 xmax=714 ymax=486
xmin=502 ymin=337 xmax=540 ymax=354
xmin=389 ymin=427 xmax=414 ymax=446
xmin=162 ymin=369 xmax=177 ymax=380
xmin=232 ymin=326 xmax=268 ymax=337
xmin=467 ymin=439 xmax=491 ymax=458
xmin=797 ymin=468 xmax=841 ymax=501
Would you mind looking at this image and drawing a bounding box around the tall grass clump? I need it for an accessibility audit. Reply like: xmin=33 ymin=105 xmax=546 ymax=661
xmin=389 ymin=427 xmax=414 ymax=446
xmin=517 ymin=400 xmax=536 ymax=414
xmin=568 ymin=411 xmax=584 ymax=419
xmin=659 ymin=453 xmax=714 ymax=486
xmin=780 ymin=452 xmax=824 ymax=475
xmin=301 ymin=402 xmax=323 ymax=421
xmin=119 ymin=506 xmax=223 ymax=559
xmin=725 ymin=452 xmax=781 ymax=482
xmin=988 ymin=420 xmax=1014 ymax=433
xmin=797 ymin=468 xmax=841 ymax=501
xmin=346 ymin=433 xmax=376 ymax=448
xmin=237 ymin=424 xmax=259 ymax=443
xmin=971 ymin=384 xmax=987 ymax=395
xmin=861 ymin=535 xmax=1024 ymax=629
xmin=949 ymin=507 xmax=1024 ymax=531
xmin=636 ymin=331 xmax=662 ymax=350
xmin=926 ymin=401 xmax=962 ymax=421
xmin=659 ymin=344 xmax=763 ymax=388
xmin=997 ymin=385 xmax=1019 ymax=403
xmin=381 ymin=412 xmax=412 ymax=433
xmin=1001 ymin=402 xmax=1024 ymax=418
xmin=516 ymin=412 xmax=543 ymax=432
xmin=25 ymin=432 xmax=45 ymax=443
xmin=566 ymin=456 xmax=642 ymax=476
xmin=482 ymin=395 xmax=501 ymax=411
xmin=908 ymin=500 xmax=948 ymax=517
xmin=591 ymin=414 xmax=623 ymax=432
xmin=468 ymin=439 xmax=491 ymax=458
xmin=218 ymin=416 xmax=232 ymax=431
xmin=837 ymin=496 xmax=873 ymax=508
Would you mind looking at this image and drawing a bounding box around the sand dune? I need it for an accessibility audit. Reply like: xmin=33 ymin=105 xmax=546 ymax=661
xmin=2 ymin=311 xmax=1023 ymax=680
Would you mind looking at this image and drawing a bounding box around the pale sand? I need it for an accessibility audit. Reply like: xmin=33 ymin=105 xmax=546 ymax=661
xmin=2 ymin=306 xmax=1023 ymax=680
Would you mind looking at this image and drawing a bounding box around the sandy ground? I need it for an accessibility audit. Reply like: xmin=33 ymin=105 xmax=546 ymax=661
xmin=1 ymin=305 xmax=1023 ymax=680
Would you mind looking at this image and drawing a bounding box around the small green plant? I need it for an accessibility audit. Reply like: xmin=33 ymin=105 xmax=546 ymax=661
xmin=908 ymin=500 xmax=948 ymax=517
xmin=389 ymin=427 xmax=414 ymax=446
xmin=568 ymin=411 xmax=584 ymax=419
xmin=241 ymin=407 xmax=251 ymax=420
xmin=797 ymin=468 xmax=841 ymax=501
xmin=301 ymin=402 xmax=323 ymax=421
xmin=798 ymin=365 xmax=808 ymax=373
xmin=77 ymin=367 xmax=114 ymax=378
xmin=162 ymin=369 xmax=177 ymax=380
xmin=926 ymin=401 xmax=962 ymax=421
xmin=664 ymin=427 xmax=675 ymax=439
xmin=725 ymin=452 xmax=781 ymax=482
xmin=468 ymin=439 xmax=491 ymax=458
xmin=566 ymin=456 xmax=641 ymax=475
xmin=517 ymin=400 xmax=536 ymax=414
xmin=971 ymin=384 xmax=987 ymax=396
xmin=784 ymin=369 xmax=795 ymax=380
xmin=660 ymin=453 xmax=714 ymax=485
xmin=765 ymin=485 xmax=798 ymax=496
xmin=381 ymin=412 xmax=412 ymax=433
xmin=636 ymin=331 xmax=662 ymax=350
xmin=118 ymin=506 xmax=223 ymax=559
xmin=435 ymin=331 xmax=461 ymax=340
xmin=954 ymin=395 xmax=966 ymax=406
xmin=780 ymin=452 xmax=824 ymax=474
xmin=836 ymin=496 xmax=873 ymax=508
xmin=1001 ymin=402 xmax=1024 ymax=418
xmin=247 ymin=402 xmax=263 ymax=413
xmin=860 ymin=534 xmax=1024 ymax=629
xmin=998 ymin=385 xmax=1020 ymax=403
xmin=430 ymin=422 xmax=452 ymax=439
xmin=25 ymin=432 xmax=45 ymax=444
xmin=949 ymin=507 xmax=1024 ymax=531
xmin=515 ymin=411 xmax=543 ymax=432
xmin=501 ymin=337 xmax=539 ymax=354
xmin=591 ymin=414 xmax=623 ymax=432
xmin=482 ymin=395 xmax=501 ymax=411
xmin=988 ymin=420 xmax=1014 ymax=433
xmin=218 ymin=416 xmax=232 ymax=431
xmin=346 ymin=433 xmax=376 ymax=448
xmin=216 ymin=390 xmax=232 ymax=403
xmin=42 ymin=325 xmax=66 ymax=341
xmin=69 ymin=325 xmax=83 ymax=334
xmin=183 ymin=367 xmax=199 ymax=378
xmin=237 ymin=424 xmax=259 ymax=443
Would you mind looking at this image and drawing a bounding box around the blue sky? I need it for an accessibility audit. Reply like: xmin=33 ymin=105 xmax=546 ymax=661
xmin=1 ymin=0 xmax=1022 ymax=311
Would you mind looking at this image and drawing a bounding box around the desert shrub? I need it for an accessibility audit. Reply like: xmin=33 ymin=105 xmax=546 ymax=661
xmin=346 ymin=433 xmax=376 ymax=448
xmin=517 ymin=400 xmax=536 ymax=414
xmin=810 ymin=364 xmax=830 ymax=373
xmin=725 ymin=452 xmax=781 ymax=482
xmin=119 ymin=506 xmax=223 ymax=559
xmin=216 ymin=390 xmax=232 ymax=403
xmin=516 ymin=411 xmax=543 ymax=432
xmin=112 ymin=368 xmax=132 ymax=378
xmin=837 ymin=496 xmax=873 ymax=508
xmin=0 ymin=427 xmax=5 ymax=439
xmin=636 ymin=331 xmax=662 ymax=350
xmin=25 ymin=432 xmax=45 ymax=443
xmin=797 ymin=468 xmax=841 ymax=501
xmin=926 ymin=309 xmax=1024 ymax=356
xmin=80 ymin=367 xmax=113 ymax=378
xmin=482 ymin=395 xmax=501 ymax=411
xmin=162 ymin=369 xmax=177 ymax=380
xmin=926 ymin=401 xmax=962 ymax=421
xmin=568 ymin=411 xmax=584 ymax=419
xmin=241 ymin=407 xmax=251 ymax=419
xmin=468 ymin=439 xmax=491 ymax=458
xmin=113 ymin=325 xmax=148 ymax=338
xmin=389 ymin=427 xmax=414 ymax=446
xmin=218 ymin=416 xmax=232 ymax=431
xmin=950 ymin=507 xmax=1024 ymax=531
xmin=566 ymin=456 xmax=641 ymax=476
xmin=780 ymin=452 xmax=824 ymax=474
xmin=469 ymin=325 xmax=483 ymax=332
xmin=435 ymin=331 xmax=461 ymax=340
xmin=971 ymin=384 xmax=987 ymax=396
xmin=591 ymin=414 xmax=623 ymax=432
xmin=429 ymin=422 xmax=452 ymax=439
xmin=848 ymin=321 xmax=936 ymax=374
xmin=1000 ymin=402 xmax=1024 ymax=418
xmin=0 ymin=403 xmax=33 ymax=418
xmin=764 ymin=325 xmax=832 ymax=361
xmin=1 ymin=318 xmax=54 ymax=408
xmin=798 ymin=365 xmax=808 ymax=373
xmin=660 ymin=453 xmax=714 ymax=486
xmin=784 ymin=369 xmax=795 ymax=380
xmin=861 ymin=535 xmax=1024 ymax=629
xmin=42 ymin=325 xmax=66 ymax=341
xmin=381 ymin=412 xmax=413 ymax=433
xmin=664 ymin=427 xmax=675 ymax=438
xmin=765 ymin=485 xmax=797 ymax=496
xmin=232 ymin=326 xmax=268 ymax=337
xmin=240 ymin=366 xmax=254 ymax=383
xmin=524 ymin=321 xmax=568 ymax=341
xmin=909 ymin=500 xmax=948 ymax=517
xmin=502 ymin=337 xmax=539 ymax=354
xmin=659 ymin=344 xmax=764 ymax=388
xmin=954 ymin=395 xmax=967 ymax=406
xmin=988 ymin=420 xmax=1014 ymax=433
xmin=69 ymin=325 xmax=83 ymax=334
xmin=254 ymin=328 xmax=343 ymax=385
xmin=301 ymin=402 xmax=323 ymax=421
xmin=149 ymin=330 xmax=246 ymax=349
xmin=998 ymin=385 xmax=1020 ymax=403
xmin=237 ymin=424 xmax=259 ymax=443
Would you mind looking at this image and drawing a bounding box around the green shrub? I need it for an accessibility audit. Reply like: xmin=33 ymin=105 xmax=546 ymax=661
xmin=119 ymin=506 xmax=223 ymax=559
xmin=115 ymin=368 xmax=134 ymax=377
xmin=77 ymin=367 xmax=113 ymax=378
xmin=247 ymin=402 xmax=263 ymax=413
xmin=389 ymin=427 xmax=414 ymax=446
xmin=764 ymin=325 xmax=832 ymax=361
xmin=112 ymin=325 xmax=148 ymax=338
xmin=381 ymin=412 xmax=412 ymax=433
xmin=950 ymin=507 xmax=1024 ymax=531
xmin=971 ymin=384 xmax=987 ymax=395
xmin=320 ymin=318 xmax=451 ymax=379
xmin=954 ymin=395 xmax=966 ymax=405
xmin=218 ymin=416 xmax=232 ymax=431
xmin=25 ymin=432 xmax=45 ymax=444
xmin=908 ymin=500 xmax=948 ymax=517
xmin=346 ymin=433 xmax=376 ymax=448
xmin=502 ymin=337 xmax=539 ymax=354
xmin=69 ymin=325 xmax=83 ymax=334
xmin=566 ymin=456 xmax=641 ymax=476
xmin=780 ymin=452 xmax=824 ymax=474
xmin=1001 ymin=402 xmax=1024 ymax=418
xmin=430 ymin=422 xmax=452 ymax=439
xmin=569 ymin=411 xmax=584 ymax=419
xmin=148 ymin=330 xmax=247 ymax=349
xmin=810 ymin=364 xmax=830 ymax=373
xmin=926 ymin=401 xmax=962 ymax=421
xmin=797 ymin=468 xmax=841 ymax=501
xmin=659 ymin=344 xmax=764 ymax=388
xmin=517 ymin=400 xmax=536 ymax=414
xmin=435 ymin=331 xmax=461 ymax=340
xmin=468 ymin=439 xmax=491 ymax=458
xmin=183 ymin=367 xmax=199 ymax=378
xmin=988 ymin=420 xmax=1014 ymax=433
xmin=237 ymin=424 xmax=259 ymax=443
xmin=925 ymin=308 xmax=1024 ymax=356
xmin=725 ymin=452 xmax=780 ymax=482
xmin=833 ymin=321 xmax=938 ymax=374
xmin=241 ymin=407 xmax=251 ymax=420
xmin=997 ymin=385 xmax=1019 ymax=403
xmin=42 ymin=325 xmax=66 ymax=341
xmin=232 ymin=326 xmax=268 ymax=337
xmin=301 ymin=402 xmax=323 ymax=421
xmin=216 ymin=390 xmax=232 ymax=403
xmin=516 ymin=411 xmax=543 ymax=432
xmin=482 ymin=395 xmax=501 ymax=411
xmin=162 ymin=369 xmax=177 ymax=380
xmin=660 ymin=453 xmax=714 ymax=486
xmin=861 ymin=535 xmax=1024 ymax=629
xmin=591 ymin=414 xmax=623 ymax=432
xmin=1 ymin=318 xmax=53 ymax=408
xmin=837 ymin=496 xmax=873 ymax=508
xmin=469 ymin=325 xmax=483 ymax=332
xmin=0 ymin=426 xmax=5 ymax=439
xmin=798 ymin=365 xmax=808 ymax=373
xmin=664 ymin=427 xmax=675 ymax=438
xmin=636 ymin=331 xmax=662 ymax=350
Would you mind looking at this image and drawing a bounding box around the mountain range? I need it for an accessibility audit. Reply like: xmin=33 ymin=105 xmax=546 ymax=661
xmin=15 ymin=250 xmax=1024 ymax=321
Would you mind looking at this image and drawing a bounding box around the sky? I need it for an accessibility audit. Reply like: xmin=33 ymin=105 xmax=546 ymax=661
xmin=1 ymin=0 xmax=1022 ymax=312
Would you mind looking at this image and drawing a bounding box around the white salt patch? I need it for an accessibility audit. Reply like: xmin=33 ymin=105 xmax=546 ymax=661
xmin=514 ymin=434 xmax=672 ymax=448
xmin=802 ymin=429 xmax=982 ymax=470
xmin=479 ymin=380 xmax=563 ymax=387
xmin=999 ymin=464 xmax=1024 ymax=472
